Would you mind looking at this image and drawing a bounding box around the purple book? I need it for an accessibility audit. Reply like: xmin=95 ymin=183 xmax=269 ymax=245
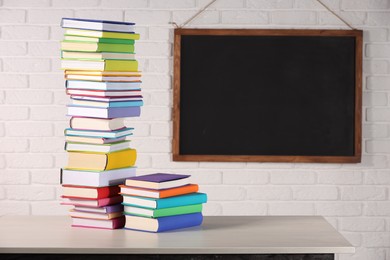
xmin=74 ymin=203 xmax=124 ymax=214
xmin=125 ymin=173 xmax=191 ymax=190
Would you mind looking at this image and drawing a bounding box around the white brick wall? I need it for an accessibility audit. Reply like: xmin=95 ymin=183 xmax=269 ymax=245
xmin=0 ymin=0 xmax=389 ymax=259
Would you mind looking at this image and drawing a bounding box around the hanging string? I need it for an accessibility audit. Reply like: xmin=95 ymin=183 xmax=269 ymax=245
xmin=170 ymin=0 xmax=356 ymax=30
xmin=316 ymin=0 xmax=356 ymax=30
xmin=170 ymin=0 xmax=218 ymax=28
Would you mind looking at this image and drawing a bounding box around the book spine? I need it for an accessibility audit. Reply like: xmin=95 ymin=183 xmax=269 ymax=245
xmin=105 ymin=204 xmax=124 ymax=213
xmin=60 ymin=169 xmax=63 ymax=184
xmin=112 ymin=216 xmax=126 ymax=229
xmin=157 ymin=213 xmax=203 ymax=232
xmin=153 ymin=204 xmax=202 ymax=218
xmin=157 ymin=193 xmax=207 ymax=209
xmin=107 ymin=106 xmax=141 ymax=118
xmin=97 ymin=186 xmax=120 ymax=199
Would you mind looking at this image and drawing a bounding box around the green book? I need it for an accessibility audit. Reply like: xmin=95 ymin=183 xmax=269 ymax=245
xmin=61 ymin=41 xmax=134 ymax=53
xmin=123 ymin=204 xmax=203 ymax=218
xmin=64 ymin=35 xmax=135 ymax=45
xmin=61 ymin=59 xmax=138 ymax=72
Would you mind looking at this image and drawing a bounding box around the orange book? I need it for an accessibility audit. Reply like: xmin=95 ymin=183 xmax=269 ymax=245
xmin=120 ymin=184 xmax=199 ymax=199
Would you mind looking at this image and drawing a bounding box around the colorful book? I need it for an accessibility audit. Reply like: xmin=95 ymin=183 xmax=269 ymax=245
xmin=72 ymin=216 xmax=125 ymax=229
xmin=61 ymin=195 xmax=123 ymax=207
xmin=65 ymin=135 xmax=126 ymax=145
xmin=73 ymin=204 xmax=123 ymax=214
xmin=67 ymin=105 xmax=141 ymax=118
xmin=62 ymin=18 xmax=135 ymax=33
xmin=65 ymin=74 xmax=141 ymax=82
xmin=60 ymin=166 xmax=136 ymax=187
xmin=125 ymin=173 xmax=190 ymax=190
xmin=62 ymin=185 xmax=120 ymax=199
xmin=62 ymin=51 xmax=136 ymax=61
xmin=71 ymin=95 xmax=142 ymax=102
xmin=65 ymin=140 xmax=131 ymax=153
xmin=122 ymin=193 xmax=207 ymax=209
xmin=64 ymin=35 xmax=135 ymax=44
xmin=123 ymin=204 xmax=202 ymax=218
xmin=71 ymin=99 xmax=143 ymax=108
xmin=69 ymin=209 xmax=123 ymax=220
xmin=120 ymin=184 xmax=199 ymax=199
xmin=66 ymin=149 xmax=137 ymax=171
xmin=64 ymin=127 xmax=133 ymax=138
xmin=61 ymin=41 xmax=134 ymax=53
xmin=64 ymin=28 xmax=140 ymax=40
xmin=65 ymin=70 xmax=141 ymax=76
xmin=61 ymin=59 xmax=138 ymax=71
xmin=66 ymin=80 xmax=141 ymax=91
xmin=67 ymin=89 xmax=141 ymax=97
xmin=70 ymin=117 xmax=125 ymax=131
xmin=125 ymin=213 xmax=203 ymax=233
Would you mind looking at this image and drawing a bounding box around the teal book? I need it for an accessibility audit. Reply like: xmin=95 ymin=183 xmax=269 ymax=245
xmin=122 ymin=192 xmax=207 ymax=209
xmin=71 ymin=99 xmax=144 ymax=108
xmin=123 ymin=204 xmax=202 ymax=218
xmin=64 ymin=127 xmax=133 ymax=138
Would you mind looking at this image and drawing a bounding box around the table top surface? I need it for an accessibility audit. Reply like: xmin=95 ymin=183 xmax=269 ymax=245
xmin=0 ymin=216 xmax=354 ymax=254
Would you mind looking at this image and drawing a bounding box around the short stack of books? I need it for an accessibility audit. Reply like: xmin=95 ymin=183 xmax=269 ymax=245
xmin=60 ymin=18 xmax=142 ymax=229
xmin=120 ymin=173 xmax=207 ymax=232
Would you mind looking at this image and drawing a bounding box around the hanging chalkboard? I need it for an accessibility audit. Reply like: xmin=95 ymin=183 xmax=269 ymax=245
xmin=173 ymin=29 xmax=362 ymax=163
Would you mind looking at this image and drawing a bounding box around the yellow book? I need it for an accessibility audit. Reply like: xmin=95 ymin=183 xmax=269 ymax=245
xmin=65 ymin=28 xmax=140 ymax=40
xmin=61 ymin=59 xmax=138 ymax=72
xmin=66 ymin=149 xmax=137 ymax=171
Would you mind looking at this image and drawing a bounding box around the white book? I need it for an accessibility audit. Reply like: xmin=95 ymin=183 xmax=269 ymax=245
xmin=62 ymin=18 xmax=135 ymax=33
xmin=61 ymin=167 xmax=136 ymax=187
xmin=71 ymin=217 xmax=124 ymax=229
xmin=66 ymin=74 xmax=141 ymax=82
xmin=65 ymin=136 xmax=126 ymax=145
xmin=67 ymin=89 xmax=141 ymax=97
xmin=62 ymin=59 xmax=105 ymax=70
xmin=66 ymin=80 xmax=141 ymax=90
xmin=71 ymin=95 xmax=142 ymax=102
xmin=69 ymin=209 xmax=122 ymax=220
xmin=67 ymin=105 xmax=141 ymax=118
xmin=65 ymin=70 xmax=141 ymax=76
xmin=70 ymin=117 xmax=125 ymax=131
xmin=65 ymin=127 xmax=133 ymax=138
xmin=62 ymin=51 xmax=136 ymax=60
xmin=65 ymin=140 xmax=131 ymax=153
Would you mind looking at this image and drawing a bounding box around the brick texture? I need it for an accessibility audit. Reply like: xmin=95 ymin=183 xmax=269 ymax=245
xmin=0 ymin=2 xmax=389 ymax=259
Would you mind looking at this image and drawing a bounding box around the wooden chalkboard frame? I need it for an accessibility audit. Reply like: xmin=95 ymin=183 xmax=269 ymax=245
xmin=173 ymin=29 xmax=362 ymax=163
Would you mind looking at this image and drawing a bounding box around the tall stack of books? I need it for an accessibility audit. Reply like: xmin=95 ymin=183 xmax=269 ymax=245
xmin=60 ymin=18 xmax=142 ymax=229
xmin=120 ymin=173 xmax=207 ymax=232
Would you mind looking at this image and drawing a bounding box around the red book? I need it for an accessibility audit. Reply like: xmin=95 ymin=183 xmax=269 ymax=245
xmin=62 ymin=185 xmax=120 ymax=199
xmin=61 ymin=195 xmax=123 ymax=207
xmin=72 ymin=216 xmax=125 ymax=230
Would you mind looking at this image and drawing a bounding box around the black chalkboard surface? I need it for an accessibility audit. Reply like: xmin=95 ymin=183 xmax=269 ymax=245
xmin=173 ymin=29 xmax=362 ymax=163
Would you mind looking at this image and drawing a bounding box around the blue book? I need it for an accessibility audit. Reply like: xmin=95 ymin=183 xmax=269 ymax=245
xmin=125 ymin=213 xmax=203 ymax=233
xmin=122 ymin=193 xmax=207 ymax=209
xmin=61 ymin=18 xmax=135 ymax=33
xmin=67 ymin=105 xmax=141 ymax=118
xmin=72 ymin=99 xmax=144 ymax=108
xmin=64 ymin=127 xmax=133 ymax=138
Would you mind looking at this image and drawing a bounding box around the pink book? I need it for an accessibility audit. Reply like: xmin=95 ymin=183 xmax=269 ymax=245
xmin=61 ymin=195 xmax=123 ymax=207
xmin=71 ymin=216 xmax=125 ymax=229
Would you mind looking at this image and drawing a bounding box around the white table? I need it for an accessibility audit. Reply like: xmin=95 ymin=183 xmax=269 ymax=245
xmin=0 ymin=216 xmax=354 ymax=259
